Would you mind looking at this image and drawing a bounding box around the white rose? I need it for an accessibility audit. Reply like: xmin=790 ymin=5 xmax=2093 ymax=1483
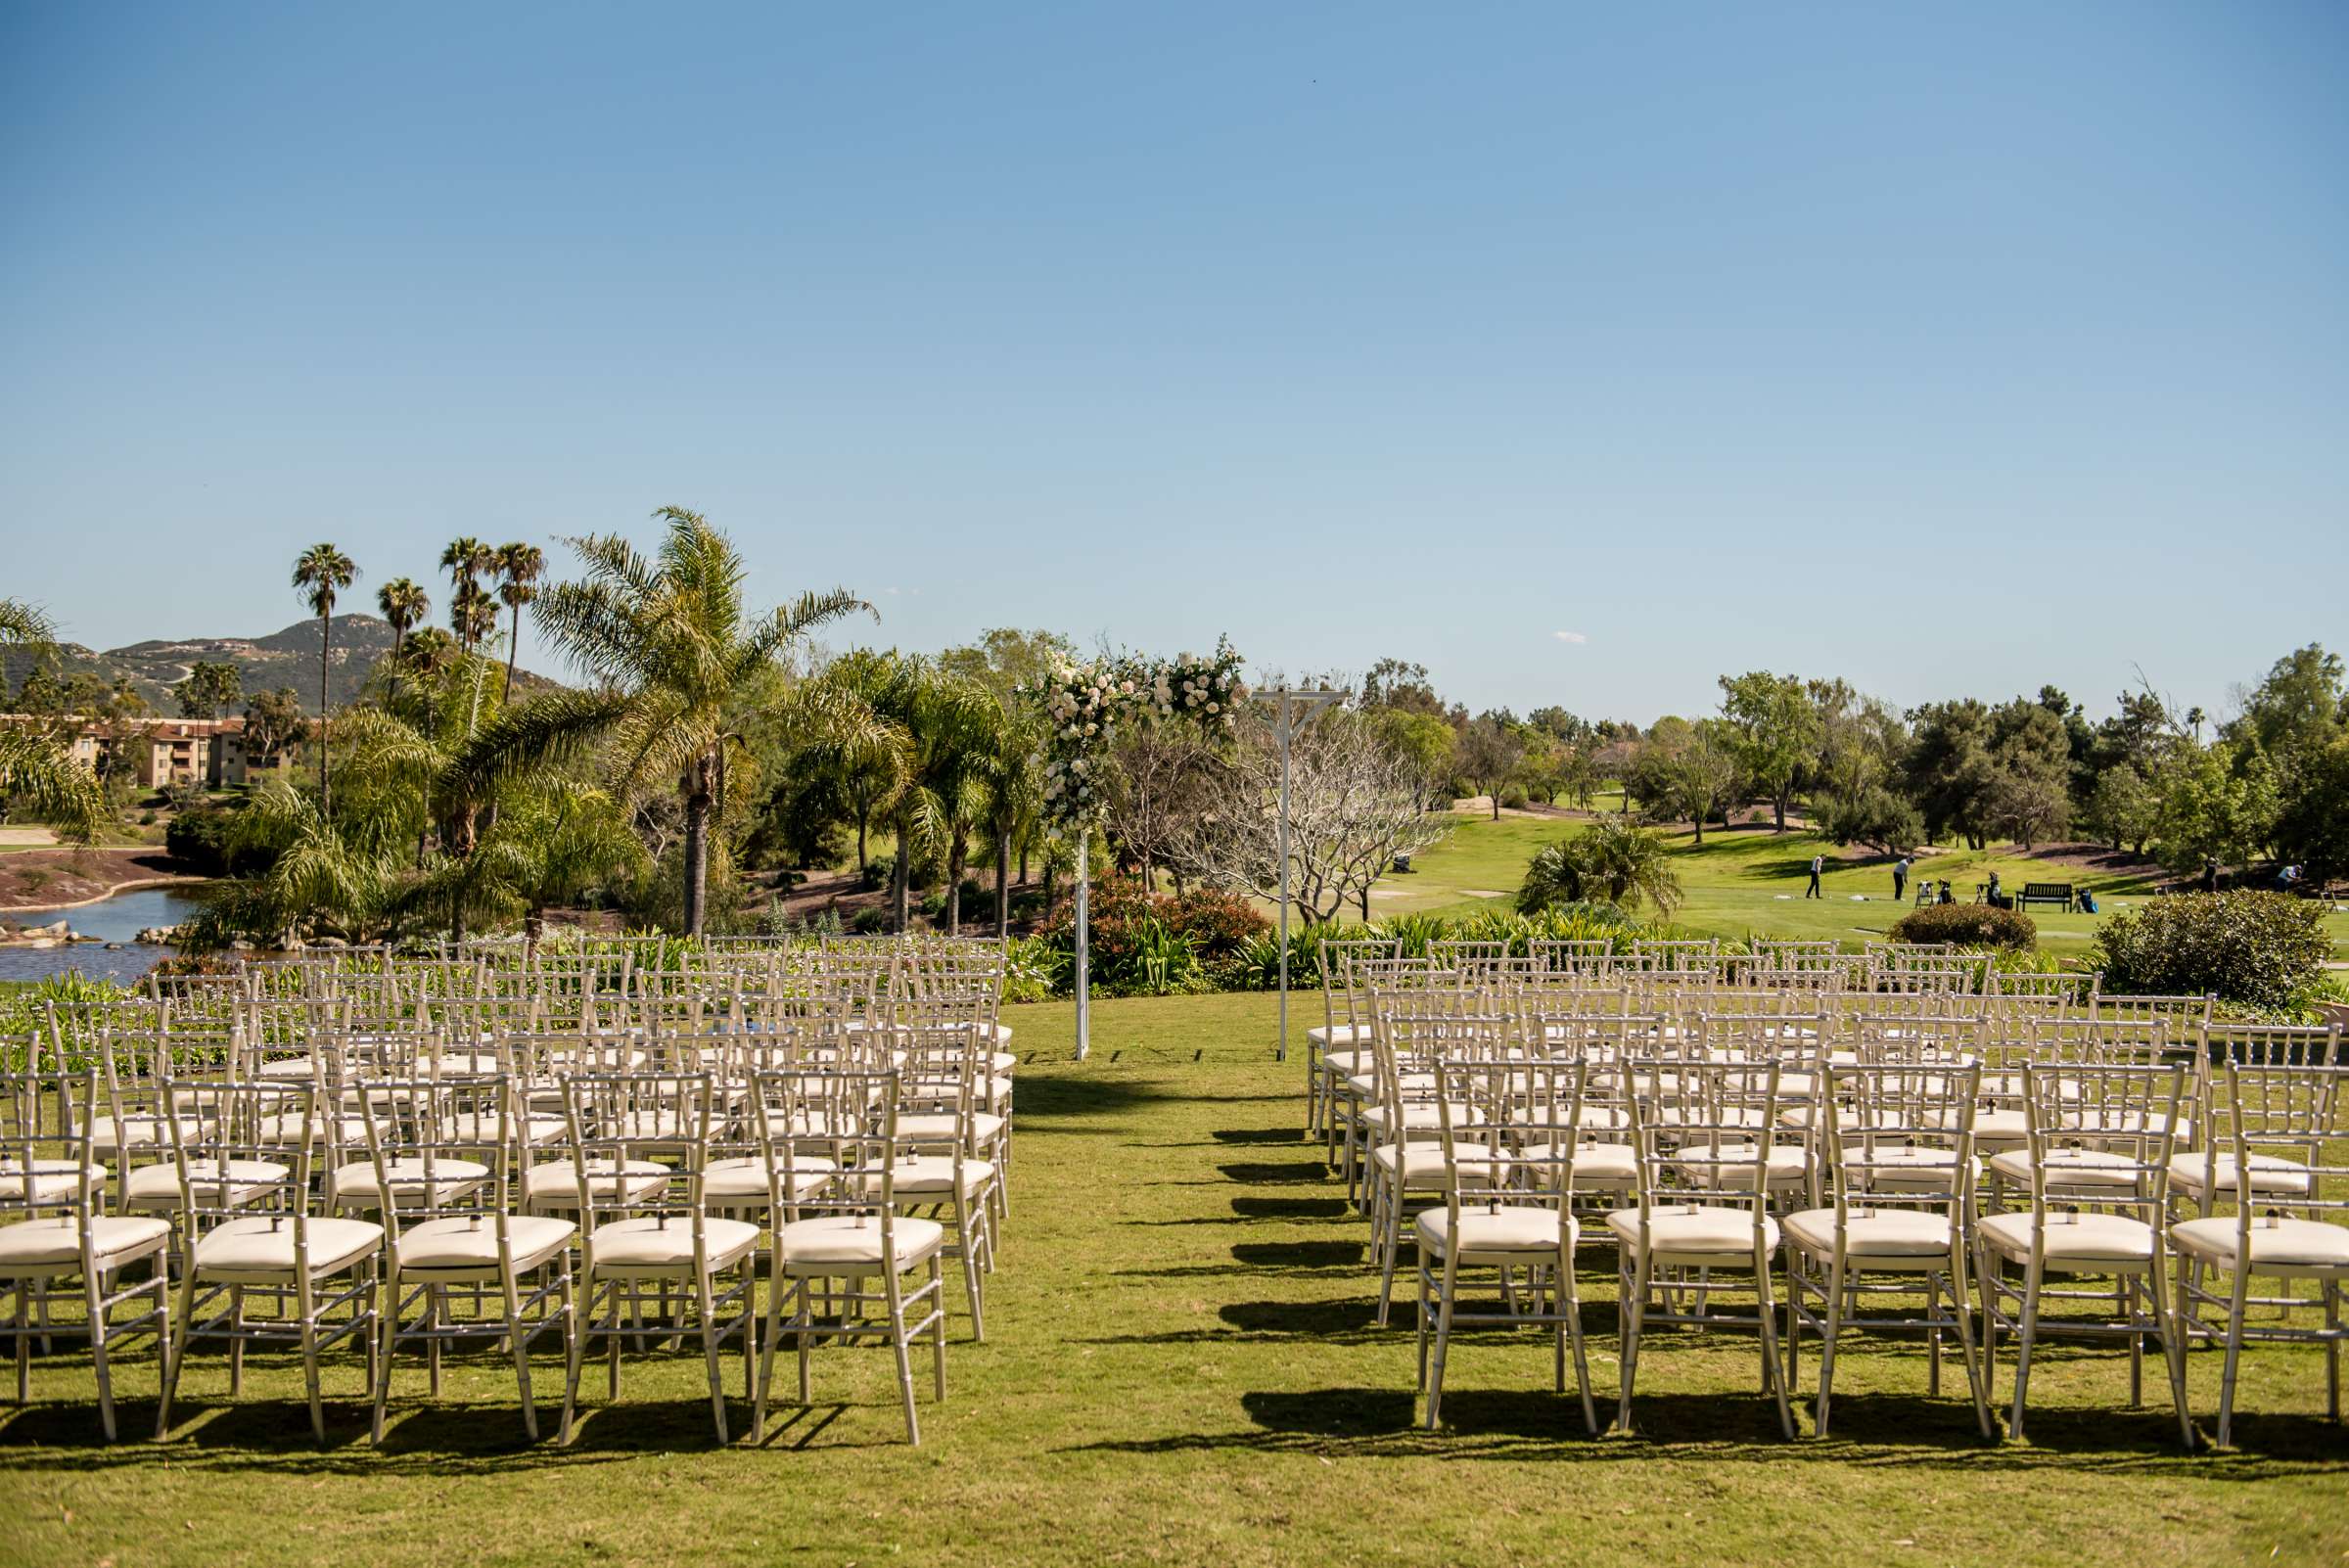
xmin=1206 ymin=701 xmax=1220 ymax=714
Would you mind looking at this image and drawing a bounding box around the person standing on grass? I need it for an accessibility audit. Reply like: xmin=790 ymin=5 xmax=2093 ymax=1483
xmin=1806 ymin=853 xmax=1823 ymax=899
xmin=1893 ymin=854 xmax=1912 ymax=903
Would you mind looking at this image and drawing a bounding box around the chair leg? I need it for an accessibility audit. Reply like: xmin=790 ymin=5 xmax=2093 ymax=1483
xmin=1558 ymin=1260 xmax=1597 ymax=1435
xmin=1423 ymin=1254 xmax=1458 ymax=1431
xmin=885 ymin=1269 xmax=919 ymax=1446
xmin=1974 ymin=1241 xmax=2000 ymax=1428
xmin=695 ymin=1272 xmax=728 ymax=1444
xmin=2326 ymin=1279 xmax=2342 ymax=1424
xmin=953 ymin=1193 xmax=985 ymax=1342
xmin=83 ymin=1268 xmax=115 ymax=1444
xmin=371 ymin=1274 xmax=399 ymax=1446
xmin=156 ymin=1268 xmax=200 ymax=1439
xmin=2142 ymin=1260 xmax=2193 ymax=1451
xmin=504 ymin=1271 xmax=538 ymax=1442
xmin=2009 ymin=1256 xmax=2046 ymax=1443
xmin=1947 ymin=1250 xmax=1994 ymax=1439
xmin=929 ymin=1257 xmax=948 ymax=1403
xmin=227 ymin=1284 xmax=245 ymax=1397
xmin=1618 ymin=1247 xmax=1651 ymax=1437
xmin=2217 ymin=1266 xmax=2255 ymax=1448
xmin=299 ymin=1313 xmax=326 ymax=1446
xmin=1755 ymin=1260 xmax=1794 ymax=1441
xmin=1814 ymin=1254 xmax=1846 ymax=1438
xmin=560 ymin=1277 xmax=587 ymax=1448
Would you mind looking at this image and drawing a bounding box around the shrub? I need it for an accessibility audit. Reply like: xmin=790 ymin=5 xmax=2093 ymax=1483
xmin=850 ymin=905 xmax=891 ymax=935
xmin=165 ymin=802 xmax=273 ymax=876
xmin=1819 ymin=788 xmax=1925 ymax=855
xmin=2091 ymin=891 xmax=2330 ymax=1009
xmin=859 ymin=854 xmax=893 ymax=892
xmin=1498 ymin=784 xmax=1529 ymax=810
xmin=1039 ymin=878 xmax=1270 ymax=991
xmin=1887 ymin=902 xmax=2038 ymax=951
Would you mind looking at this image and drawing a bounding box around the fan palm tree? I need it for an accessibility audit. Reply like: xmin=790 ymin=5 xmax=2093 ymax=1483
xmin=291 ymin=542 xmax=357 ymax=814
xmin=0 ymin=598 xmax=103 ymax=839
xmin=475 ymin=506 xmax=876 ymax=935
xmin=977 ymin=707 xmax=1043 ymax=935
xmin=492 ymin=541 xmax=545 ymax=703
xmin=376 ymin=576 xmax=430 ymax=703
xmin=1515 ymin=815 xmax=1682 ymax=917
xmin=440 ymin=537 xmax=495 ymax=649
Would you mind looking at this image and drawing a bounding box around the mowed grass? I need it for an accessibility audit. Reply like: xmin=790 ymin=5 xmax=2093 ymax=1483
xmin=3 ymin=992 xmax=2347 ymax=1566
xmin=1382 ymin=812 xmax=2349 ymax=956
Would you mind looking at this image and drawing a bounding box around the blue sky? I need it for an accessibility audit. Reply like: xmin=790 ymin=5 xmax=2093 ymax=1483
xmin=3 ymin=2 xmax=2343 ymax=724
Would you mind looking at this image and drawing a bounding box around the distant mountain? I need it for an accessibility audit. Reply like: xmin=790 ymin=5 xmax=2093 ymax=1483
xmin=2 ymin=614 xmax=561 ymax=715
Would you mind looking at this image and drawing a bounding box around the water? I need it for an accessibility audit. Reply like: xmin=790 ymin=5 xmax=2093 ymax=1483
xmin=0 ymin=886 xmax=207 ymax=986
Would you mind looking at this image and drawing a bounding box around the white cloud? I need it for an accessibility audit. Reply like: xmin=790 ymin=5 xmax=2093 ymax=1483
xmin=1551 ymin=629 xmax=1589 ymax=645
xmin=884 ymin=586 xmax=901 ymax=596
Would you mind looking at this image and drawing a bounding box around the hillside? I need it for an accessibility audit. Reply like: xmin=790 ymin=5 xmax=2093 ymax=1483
xmin=2 ymin=615 xmax=560 ymax=715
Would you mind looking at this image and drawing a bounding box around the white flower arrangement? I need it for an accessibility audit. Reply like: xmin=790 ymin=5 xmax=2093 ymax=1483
xmin=1021 ymin=637 xmax=1248 ymax=831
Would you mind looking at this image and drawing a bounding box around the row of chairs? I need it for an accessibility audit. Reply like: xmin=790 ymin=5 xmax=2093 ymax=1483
xmin=1313 ymin=956 xmax=2343 ymax=1448
xmin=1 ymin=941 xmax=1015 ymax=1447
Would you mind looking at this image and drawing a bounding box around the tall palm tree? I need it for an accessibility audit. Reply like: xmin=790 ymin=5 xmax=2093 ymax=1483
xmin=439 ymin=537 xmax=495 ymax=651
xmin=479 ymin=506 xmax=875 ymax=935
xmin=0 ymin=598 xmax=103 ymax=839
xmin=977 ymin=708 xmax=1043 ymax=936
xmin=291 ymin=542 xmax=357 ymax=815
xmin=376 ymin=576 xmax=430 ymax=704
xmin=492 ymin=542 xmax=546 ymax=703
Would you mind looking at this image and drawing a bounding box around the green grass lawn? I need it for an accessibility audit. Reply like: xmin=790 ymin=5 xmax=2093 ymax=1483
xmin=3 ymin=992 xmax=2345 ymax=1566
xmin=1382 ymin=812 xmax=2349 ymax=957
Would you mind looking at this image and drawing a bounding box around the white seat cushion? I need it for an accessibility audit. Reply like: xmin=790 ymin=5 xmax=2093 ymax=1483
xmin=1838 ymin=1145 xmax=1961 ymax=1192
xmin=1415 ymin=1205 xmax=1576 ymax=1261
xmin=859 ymin=1155 xmax=995 ymax=1198
xmin=330 ymin=1157 xmax=492 ymax=1210
xmin=1513 ymin=1141 xmax=1639 ymax=1184
xmin=192 ymin=1216 xmax=383 ymax=1281
xmin=1671 ymin=1142 xmax=1810 ymax=1188
xmin=1988 ymin=1147 xmax=2144 ymax=1189
xmin=393 ymin=1214 xmax=576 ymax=1277
xmin=585 ymin=1215 xmax=761 ymax=1277
xmin=896 ymin=1112 xmax=1006 ymax=1144
xmin=774 ymin=1215 xmax=944 ymax=1274
xmin=1607 ymin=1204 xmax=1780 ymax=1261
xmin=1976 ymin=1209 xmax=2156 ymax=1267
xmin=703 ymin=1155 xmax=839 ymax=1204
xmin=0 ymin=1159 xmax=85 ymax=1204
xmin=0 ymin=1215 xmax=171 ymax=1275
xmin=1320 ymin=1050 xmax=1373 ymax=1077
xmin=2169 ymin=1216 xmax=2349 ymax=1276
xmin=522 ymin=1159 xmax=669 ymax=1209
xmin=1783 ymin=1206 xmax=1958 ymax=1261
xmin=1369 ymin=1141 xmax=1450 ymax=1185
xmin=90 ymin=1115 xmax=206 ymax=1155
xmin=1308 ymin=1024 xmax=1370 ymax=1049
xmin=124 ymin=1158 xmax=288 ymax=1209
xmin=2167 ymin=1152 xmax=2313 ymax=1198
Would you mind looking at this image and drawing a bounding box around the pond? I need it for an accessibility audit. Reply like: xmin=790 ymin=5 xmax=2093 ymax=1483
xmin=0 ymin=885 xmax=207 ymax=987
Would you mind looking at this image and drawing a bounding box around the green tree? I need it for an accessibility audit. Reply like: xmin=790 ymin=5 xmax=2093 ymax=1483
xmin=507 ymin=506 xmax=874 ymax=935
xmin=242 ymin=686 xmax=310 ymax=770
xmin=440 ymin=537 xmax=496 ymax=650
xmin=1634 ymin=715 xmax=1738 ymax=844
xmin=0 ymin=599 xmax=103 ymax=838
xmin=2152 ymin=739 xmax=2279 ymax=875
xmin=1455 ymin=712 xmax=1523 ymax=819
xmin=1516 ymin=815 xmax=1682 ymax=916
xmin=376 ymin=576 xmax=430 ymax=703
xmin=173 ymin=660 xmax=244 ymax=720
xmin=290 ymin=542 xmax=356 ymax=813
xmin=492 ymin=541 xmax=546 ymax=703
xmin=2273 ymin=733 xmax=2349 ymax=883
xmin=2232 ymin=643 xmax=2345 ymax=757
xmin=2084 ymin=761 xmax=2159 ymax=854
xmin=1717 ymin=670 xmax=1819 ymax=831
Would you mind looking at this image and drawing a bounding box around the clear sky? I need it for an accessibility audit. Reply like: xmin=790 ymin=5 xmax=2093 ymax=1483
xmin=3 ymin=2 xmax=2343 ymax=724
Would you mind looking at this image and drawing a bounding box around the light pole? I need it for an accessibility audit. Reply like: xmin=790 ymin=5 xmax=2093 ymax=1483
xmin=1254 ymin=687 xmax=1343 ymax=1062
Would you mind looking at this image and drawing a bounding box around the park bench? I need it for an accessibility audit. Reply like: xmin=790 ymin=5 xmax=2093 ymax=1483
xmin=2014 ymin=882 xmax=2075 ymax=913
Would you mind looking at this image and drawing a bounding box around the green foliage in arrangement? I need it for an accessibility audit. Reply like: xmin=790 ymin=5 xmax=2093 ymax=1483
xmin=2090 ymin=891 xmax=2332 ymax=1010
xmin=1886 ymin=902 xmax=2040 ymax=951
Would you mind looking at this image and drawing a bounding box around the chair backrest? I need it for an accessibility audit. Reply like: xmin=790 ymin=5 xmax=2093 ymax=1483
xmin=2019 ymin=1061 xmax=2188 ymax=1216
xmin=751 ymin=1066 xmax=898 ymax=1232
xmin=1433 ymin=1053 xmax=1587 ymax=1246
xmin=1819 ymin=1061 xmax=1978 ymax=1218
xmin=162 ymin=1080 xmax=318 ymax=1238
xmin=1624 ymin=1058 xmax=1782 ymax=1233
xmin=350 ymin=1074 xmax=518 ymax=1249
xmin=2209 ymin=1059 xmax=2348 ymax=1237
xmin=0 ymin=1070 xmax=102 ymax=1226
xmin=560 ymin=1072 xmax=715 ymax=1241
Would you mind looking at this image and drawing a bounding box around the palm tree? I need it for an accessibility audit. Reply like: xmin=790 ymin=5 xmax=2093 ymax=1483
xmin=1515 ymin=815 xmax=1682 ymax=917
xmin=492 ymin=542 xmax=545 ymax=703
xmin=484 ymin=506 xmax=875 ymax=935
xmin=376 ymin=577 xmax=430 ymax=703
xmin=977 ymin=707 xmax=1042 ymax=936
xmin=440 ymin=537 xmax=495 ymax=651
xmin=0 ymin=598 xmax=103 ymax=839
xmin=291 ymin=542 xmax=357 ymax=814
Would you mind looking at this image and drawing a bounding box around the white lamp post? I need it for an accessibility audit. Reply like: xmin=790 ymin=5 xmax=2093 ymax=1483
xmin=1254 ymin=688 xmax=1343 ymax=1062
xmin=1073 ymin=824 xmax=1091 ymax=1060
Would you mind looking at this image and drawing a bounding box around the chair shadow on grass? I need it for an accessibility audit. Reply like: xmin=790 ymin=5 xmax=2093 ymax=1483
xmin=1063 ymin=1384 xmax=2345 ymax=1475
